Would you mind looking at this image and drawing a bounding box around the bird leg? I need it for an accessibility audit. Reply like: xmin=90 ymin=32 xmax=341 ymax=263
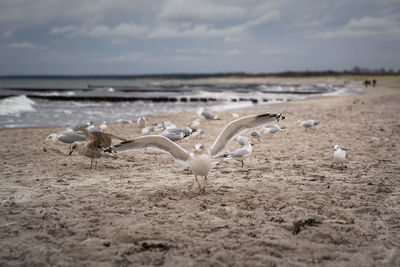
xmin=90 ymin=159 xmax=93 ymax=169
xmin=241 ymin=160 xmax=244 ymax=168
xmin=95 ymin=159 xmax=98 ymax=169
xmin=195 ymin=175 xmax=205 ymax=194
xmin=201 ymin=175 xmax=208 ymax=194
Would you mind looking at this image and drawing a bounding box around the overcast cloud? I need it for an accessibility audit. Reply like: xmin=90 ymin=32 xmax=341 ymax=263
xmin=0 ymin=0 xmax=399 ymax=75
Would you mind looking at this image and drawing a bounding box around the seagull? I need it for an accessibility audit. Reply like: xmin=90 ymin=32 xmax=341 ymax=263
xmin=225 ymin=137 xmax=252 ymax=167
xmin=161 ymin=127 xmax=193 ymax=142
xmin=332 ymin=144 xmax=348 ymax=169
xmin=87 ymin=121 xmax=107 ymax=132
xmin=43 ymin=123 xmax=106 ymax=151
xmin=230 ymin=113 xmax=240 ymax=119
xmin=160 ymin=131 xmax=186 ymax=142
xmin=69 ymin=128 xmax=126 ymax=169
xmin=191 ymin=128 xmax=204 ymax=138
xmin=43 ymin=130 xmax=85 ymax=146
xmin=196 ymin=107 xmax=220 ymax=120
xmin=298 ymin=120 xmax=319 ymax=130
xmin=160 ymin=121 xmax=177 ymax=130
xmin=250 ymin=130 xmax=261 ymax=143
xmin=68 ymin=122 xmax=93 ymax=132
xmin=116 ymin=119 xmax=133 ymax=124
xmin=236 ymin=135 xmax=248 ymax=146
xmin=142 ymin=125 xmax=156 ymax=135
xmin=187 ymin=118 xmax=201 ymax=128
xmin=137 ymin=117 xmax=147 ymax=128
xmin=106 ymin=113 xmax=285 ymax=194
xmin=263 ymin=125 xmax=283 ymax=135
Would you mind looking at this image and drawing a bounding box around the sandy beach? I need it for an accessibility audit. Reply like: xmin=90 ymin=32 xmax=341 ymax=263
xmin=1 ymin=77 xmax=399 ymax=266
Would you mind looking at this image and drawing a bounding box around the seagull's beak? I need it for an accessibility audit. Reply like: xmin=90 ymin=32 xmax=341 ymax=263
xmin=194 ymin=149 xmax=198 ymax=154
xmin=43 ymin=140 xmax=47 ymax=144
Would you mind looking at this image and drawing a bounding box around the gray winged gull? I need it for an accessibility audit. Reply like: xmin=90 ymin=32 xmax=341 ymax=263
xmin=263 ymin=125 xmax=283 ymax=134
xmin=106 ymin=113 xmax=285 ymax=194
xmin=196 ymin=107 xmax=220 ymax=120
xmin=236 ymin=135 xmax=248 ymax=146
xmin=225 ymin=136 xmax=252 ymax=167
xmin=297 ymin=119 xmax=319 ymax=130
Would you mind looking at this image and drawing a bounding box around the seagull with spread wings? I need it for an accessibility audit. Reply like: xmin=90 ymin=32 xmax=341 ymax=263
xmin=69 ymin=128 xmax=126 ymax=169
xmin=106 ymin=113 xmax=285 ymax=194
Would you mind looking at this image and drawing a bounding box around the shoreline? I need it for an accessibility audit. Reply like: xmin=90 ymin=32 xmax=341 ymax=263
xmin=1 ymin=77 xmax=399 ymax=266
xmin=0 ymin=77 xmax=363 ymax=130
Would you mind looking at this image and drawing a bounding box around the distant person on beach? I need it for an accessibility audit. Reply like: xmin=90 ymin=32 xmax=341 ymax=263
xmin=364 ymin=80 xmax=371 ymax=88
xmin=373 ymin=79 xmax=377 ymax=87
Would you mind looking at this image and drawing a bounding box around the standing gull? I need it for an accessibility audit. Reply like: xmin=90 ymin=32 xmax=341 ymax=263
xmin=332 ymin=144 xmax=349 ymax=169
xmin=298 ymin=120 xmax=319 ymax=130
xmin=250 ymin=130 xmax=261 ymax=143
xmin=196 ymin=107 xmax=220 ymax=120
xmin=236 ymin=135 xmax=248 ymax=146
xmin=263 ymin=125 xmax=283 ymax=135
xmin=69 ymin=128 xmax=126 ymax=169
xmin=107 ymin=113 xmax=285 ymax=194
xmin=137 ymin=117 xmax=147 ymax=129
xmin=225 ymin=136 xmax=252 ymax=167
xmin=187 ymin=118 xmax=201 ymax=128
xmin=43 ymin=130 xmax=85 ymax=146
xmin=43 ymin=123 xmax=106 ymax=151
xmin=68 ymin=122 xmax=93 ymax=132
xmin=161 ymin=127 xmax=193 ymax=142
xmin=142 ymin=125 xmax=156 ymax=135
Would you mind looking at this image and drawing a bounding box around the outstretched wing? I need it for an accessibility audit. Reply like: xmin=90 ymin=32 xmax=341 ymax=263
xmin=81 ymin=127 xmax=126 ymax=148
xmin=210 ymin=113 xmax=285 ymax=157
xmin=91 ymin=132 xmax=127 ymax=148
xmin=109 ymin=135 xmax=191 ymax=163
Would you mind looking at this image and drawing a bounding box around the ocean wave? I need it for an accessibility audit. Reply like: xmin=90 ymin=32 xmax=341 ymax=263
xmin=209 ymin=102 xmax=255 ymax=112
xmin=0 ymin=95 xmax=36 ymax=117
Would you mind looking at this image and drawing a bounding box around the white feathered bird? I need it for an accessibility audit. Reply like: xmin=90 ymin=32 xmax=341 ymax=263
xmin=107 ymin=113 xmax=285 ymax=194
xmin=298 ymin=119 xmax=319 ymax=130
xmin=137 ymin=117 xmax=147 ymax=128
xmin=196 ymin=107 xmax=220 ymax=120
xmin=225 ymin=137 xmax=252 ymax=167
xmin=332 ymin=144 xmax=349 ymax=169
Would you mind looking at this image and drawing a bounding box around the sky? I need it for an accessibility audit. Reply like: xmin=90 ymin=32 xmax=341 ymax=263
xmin=0 ymin=0 xmax=399 ymax=75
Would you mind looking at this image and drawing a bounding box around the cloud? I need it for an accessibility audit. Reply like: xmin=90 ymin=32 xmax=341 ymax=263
xmin=89 ymin=23 xmax=149 ymax=37
xmin=35 ymin=1 xmax=280 ymax=42
xmin=50 ymin=25 xmax=78 ymax=35
xmin=176 ymin=47 xmax=241 ymax=56
xmin=157 ymin=0 xmax=245 ymax=23
xmin=260 ymin=48 xmax=288 ymax=55
xmin=8 ymin=41 xmax=41 ymax=49
xmin=222 ymin=49 xmax=242 ymax=55
xmin=0 ymin=30 xmax=14 ymax=39
xmin=103 ymin=52 xmax=147 ymax=62
xmin=313 ymin=16 xmax=400 ymax=39
xmin=148 ymin=10 xmax=279 ymax=39
xmin=0 ymin=0 xmax=149 ymax=32
xmin=287 ymin=14 xmax=332 ymax=28
xmin=111 ymin=38 xmax=128 ymax=45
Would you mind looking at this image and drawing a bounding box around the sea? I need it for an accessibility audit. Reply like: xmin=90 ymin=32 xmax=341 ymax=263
xmin=0 ymin=76 xmax=361 ymax=128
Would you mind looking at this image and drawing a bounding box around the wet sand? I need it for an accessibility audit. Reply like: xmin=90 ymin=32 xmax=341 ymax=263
xmin=1 ymin=77 xmax=400 ymax=266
